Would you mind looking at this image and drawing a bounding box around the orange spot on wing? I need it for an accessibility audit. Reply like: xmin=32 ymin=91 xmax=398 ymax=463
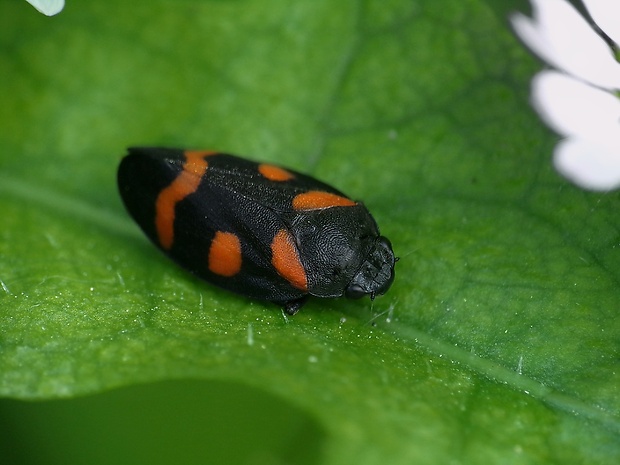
xmin=184 ymin=149 xmax=218 ymax=159
xmin=271 ymin=229 xmax=308 ymax=291
xmin=292 ymin=191 xmax=356 ymax=210
xmin=155 ymin=151 xmax=212 ymax=249
xmin=208 ymin=231 xmax=242 ymax=277
xmin=258 ymin=164 xmax=295 ymax=181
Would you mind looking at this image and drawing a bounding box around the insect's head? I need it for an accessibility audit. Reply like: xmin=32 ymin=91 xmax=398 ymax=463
xmin=345 ymin=236 xmax=396 ymax=300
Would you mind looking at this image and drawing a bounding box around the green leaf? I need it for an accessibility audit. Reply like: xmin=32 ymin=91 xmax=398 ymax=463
xmin=1 ymin=0 xmax=618 ymax=464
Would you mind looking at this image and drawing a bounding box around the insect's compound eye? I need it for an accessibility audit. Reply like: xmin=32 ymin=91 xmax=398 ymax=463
xmin=345 ymin=283 xmax=366 ymax=299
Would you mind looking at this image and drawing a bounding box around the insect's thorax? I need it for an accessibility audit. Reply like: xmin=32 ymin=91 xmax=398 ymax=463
xmin=286 ymin=206 xmax=380 ymax=297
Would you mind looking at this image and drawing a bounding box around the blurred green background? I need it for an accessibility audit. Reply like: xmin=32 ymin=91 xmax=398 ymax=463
xmin=0 ymin=380 xmax=323 ymax=464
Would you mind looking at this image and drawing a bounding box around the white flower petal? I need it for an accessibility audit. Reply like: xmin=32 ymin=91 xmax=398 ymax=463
xmin=510 ymin=11 xmax=573 ymax=77
xmin=532 ymin=71 xmax=620 ymax=148
xmin=26 ymin=0 xmax=64 ymax=16
xmin=510 ymin=0 xmax=620 ymax=89
xmin=510 ymin=13 xmax=556 ymax=67
xmin=581 ymin=0 xmax=620 ymax=47
xmin=554 ymin=138 xmax=620 ymax=190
